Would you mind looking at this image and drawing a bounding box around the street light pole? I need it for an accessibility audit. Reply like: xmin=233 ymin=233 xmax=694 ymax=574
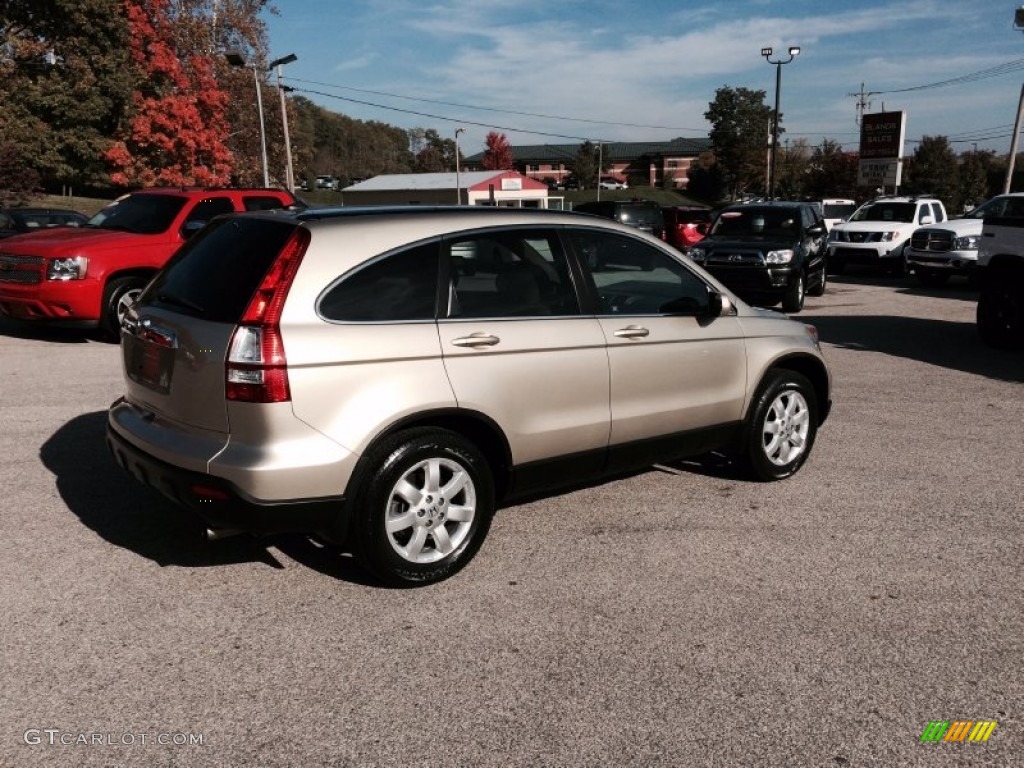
xmin=269 ymin=53 xmax=298 ymax=192
xmin=454 ymin=128 xmax=464 ymax=204
xmin=225 ymin=51 xmax=269 ymax=187
xmin=761 ymin=45 xmax=800 ymax=200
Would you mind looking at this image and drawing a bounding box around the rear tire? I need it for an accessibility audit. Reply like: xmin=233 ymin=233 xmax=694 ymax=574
xmin=739 ymin=370 xmax=818 ymax=481
xmin=350 ymin=428 xmax=494 ymax=586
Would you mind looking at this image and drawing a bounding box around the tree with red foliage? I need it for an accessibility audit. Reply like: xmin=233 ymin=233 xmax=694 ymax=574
xmin=105 ymin=0 xmax=233 ymax=187
xmin=482 ymin=131 xmax=514 ymax=171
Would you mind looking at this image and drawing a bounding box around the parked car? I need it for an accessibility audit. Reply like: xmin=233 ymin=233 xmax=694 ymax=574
xmin=818 ymin=198 xmax=857 ymax=232
xmin=0 ymin=207 xmax=88 ymax=239
xmin=827 ymin=194 xmax=947 ymax=275
xmin=598 ymin=176 xmax=628 ymax=190
xmin=686 ymin=201 xmax=828 ymax=313
xmin=315 ymin=175 xmax=339 ymax=191
xmin=975 ymin=194 xmax=1024 ymax=349
xmin=574 ymin=199 xmax=665 ymax=239
xmin=906 ymin=194 xmax=1024 ymax=287
xmin=663 ymin=206 xmax=713 ymax=250
xmin=0 ymin=187 xmax=301 ymax=338
xmin=106 ymin=206 xmax=832 ymax=586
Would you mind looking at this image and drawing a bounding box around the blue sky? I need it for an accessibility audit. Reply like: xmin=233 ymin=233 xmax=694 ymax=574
xmin=263 ymin=0 xmax=1024 ymax=156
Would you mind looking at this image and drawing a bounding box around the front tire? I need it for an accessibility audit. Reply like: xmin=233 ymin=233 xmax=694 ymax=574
xmin=740 ymin=370 xmax=818 ymax=481
xmin=101 ymin=276 xmax=147 ymax=341
xmin=782 ymin=271 xmax=806 ymax=313
xmin=351 ymin=428 xmax=494 ymax=586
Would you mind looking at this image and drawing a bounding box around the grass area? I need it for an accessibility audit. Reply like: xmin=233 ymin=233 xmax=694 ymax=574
xmin=31 ymin=193 xmax=113 ymax=217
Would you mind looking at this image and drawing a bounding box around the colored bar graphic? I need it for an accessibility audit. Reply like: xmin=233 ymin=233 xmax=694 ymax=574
xmin=944 ymin=721 xmax=973 ymax=741
xmin=969 ymin=721 xmax=998 ymax=742
xmin=920 ymin=720 xmax=997 ymax=743
xmin=920 ymin=721 xmax=949 ymax=742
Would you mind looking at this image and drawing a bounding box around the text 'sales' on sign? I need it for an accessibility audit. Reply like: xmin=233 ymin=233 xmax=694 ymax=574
xmin=859 ymin=111 xmax=907 ymax=160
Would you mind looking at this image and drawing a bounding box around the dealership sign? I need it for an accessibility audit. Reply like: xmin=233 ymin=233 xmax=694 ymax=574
xmin=858 ymin=110 xmax=906 ymax=186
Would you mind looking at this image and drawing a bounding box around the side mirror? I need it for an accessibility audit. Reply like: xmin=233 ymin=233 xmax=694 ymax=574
xmin=919 ymin=215 xmax=935 ymax=226
xmin=707 ymin=290 xmax=734 ymax=318
xmin=807 ymin=224 xmax=826 ymax=237
xmin=696 ymin=222 xmax=710 ymax=235
xmin=181 ymin=219 xmax=206 ymax=239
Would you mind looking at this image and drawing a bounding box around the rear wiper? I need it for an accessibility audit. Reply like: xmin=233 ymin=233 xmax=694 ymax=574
xmin=156 ymin=292 xmax=206 ymax=315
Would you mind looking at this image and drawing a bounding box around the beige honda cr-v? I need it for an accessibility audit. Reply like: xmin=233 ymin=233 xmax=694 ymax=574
xmin=107 ymin=206 xmax=832 ymax=585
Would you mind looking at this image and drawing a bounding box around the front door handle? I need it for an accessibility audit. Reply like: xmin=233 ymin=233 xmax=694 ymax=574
xmin=451 ymin=333 xmax=501 ymax=348
xmin=614 ymin=325 xmax=650 ymax=339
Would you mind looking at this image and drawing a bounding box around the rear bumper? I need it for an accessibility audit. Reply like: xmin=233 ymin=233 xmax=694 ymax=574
xmin=106 ymin=417 xmax=343 ymax=539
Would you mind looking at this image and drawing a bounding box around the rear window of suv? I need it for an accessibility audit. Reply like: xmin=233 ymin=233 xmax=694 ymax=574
xmin=140 ymin=217 xmax=299 ymax=323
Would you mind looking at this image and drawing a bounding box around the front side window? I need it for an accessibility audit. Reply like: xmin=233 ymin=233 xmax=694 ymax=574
xmin=87 ymin=193 xmax=189 ymax=234
xmin=445 ymin=229 xmax=580 ymax=318
xmin=569 ymin=229 xmax=711 ymax=316
xmin=319 ymin=242 xmax=440 ymax=322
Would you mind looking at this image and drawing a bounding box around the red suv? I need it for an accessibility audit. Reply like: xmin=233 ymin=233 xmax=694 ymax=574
xmin=0 ymin=187 xmax=300 ymax=337
xmin=663 ymin=206 xmax=713 ymax=251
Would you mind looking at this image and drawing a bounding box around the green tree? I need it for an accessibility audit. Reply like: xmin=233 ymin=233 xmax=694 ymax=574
xmin=0 ymin=0 xmax=133 ymax=189
xmin=902 ymin=135 xmax=958 ymax=210
xmin=571 ymin=140 xmax=599 ymax=188
xmin=704 ymin=86 xmax=773 ymax=199
xmin=958 ymin=149 xmax=996 ymax=212
xmin=804 ymin=139 xmax=859 ymax=200
xmin=685 ymin=151 xmax=727 ymax=202
xmin=411 ymin=128 xmax=458 ymax=173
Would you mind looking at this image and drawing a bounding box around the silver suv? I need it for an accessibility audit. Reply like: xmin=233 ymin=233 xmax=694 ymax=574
xmin=106 ymin=207 xmax=832 ymax=585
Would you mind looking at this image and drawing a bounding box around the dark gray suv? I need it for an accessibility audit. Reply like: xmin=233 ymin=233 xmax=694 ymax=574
xmin=687 ymin=202 xmax=828 ymax=313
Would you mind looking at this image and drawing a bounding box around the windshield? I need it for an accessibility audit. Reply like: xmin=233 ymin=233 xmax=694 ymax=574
xmin=823 ymin=203 xmax=857 ymax=220
xmin=850 ymin=202 xmax=916 ymax=224
xmin=87 ymin=194 xmax=188 ymax=234
xmin=710 ymin=208 xmax=801 ymax=238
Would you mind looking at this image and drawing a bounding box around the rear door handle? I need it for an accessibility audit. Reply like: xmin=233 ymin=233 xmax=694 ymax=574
xmin=451 ymin=333 xmax=501 ymax=348
xmin=614 ymin=325 xmax=650 ymax=339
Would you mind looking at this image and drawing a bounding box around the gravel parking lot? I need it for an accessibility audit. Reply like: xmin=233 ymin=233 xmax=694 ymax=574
xmin=1 ymin=276 xmax=1021 ymax=767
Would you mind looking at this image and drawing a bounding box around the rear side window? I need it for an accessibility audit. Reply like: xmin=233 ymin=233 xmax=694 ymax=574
xmin=141 ymin=218 xmax=299 ymax=323
xmin=444 ymin=229 xmax=580 ymax=318
xmin=319 ymin=243 xmax=440 ymax=322
xmin=243 ymin=195 xmax=290 ymax=211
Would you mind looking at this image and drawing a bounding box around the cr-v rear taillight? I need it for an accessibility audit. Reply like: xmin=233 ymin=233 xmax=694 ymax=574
xmin=226 ymin=227 xmax=310 ymax=403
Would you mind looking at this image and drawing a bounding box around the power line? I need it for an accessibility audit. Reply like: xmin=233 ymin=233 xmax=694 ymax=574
xmin=286 ymin=76 xmax=707 ymax=133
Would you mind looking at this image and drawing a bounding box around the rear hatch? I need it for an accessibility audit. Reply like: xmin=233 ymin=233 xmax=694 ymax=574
xmin=119 ymin=216 xmax=302 ymax=439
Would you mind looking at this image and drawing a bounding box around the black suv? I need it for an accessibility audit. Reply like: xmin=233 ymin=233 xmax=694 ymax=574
xmin=686 ymin=202 xmax=827 ymax=313
xmin=574 ymin=200 xmax=665 ymax=239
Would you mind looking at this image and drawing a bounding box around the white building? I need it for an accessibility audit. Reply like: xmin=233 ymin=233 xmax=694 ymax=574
xmin=341 ymin=170 xmax=560 ymax=208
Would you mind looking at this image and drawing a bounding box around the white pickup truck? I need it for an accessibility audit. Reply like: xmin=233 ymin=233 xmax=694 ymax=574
xmin=977 ymin=195 xmax=1024 ymax=349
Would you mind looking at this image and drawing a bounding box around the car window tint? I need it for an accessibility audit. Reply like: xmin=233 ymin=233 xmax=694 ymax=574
xmin=88 ymin=194 xmax=188 ymax=234
xmin=185 ymin=197 xmax=235 ymax=224
xmin=141 ymin=217 xmax=299 ymax=323
xmin=243 ymin=195 xmax=289 ymax=211
xmin=319 ymin=242 xmax=439 ymax=322
xmin=0 ymin=213 xmax=12 ymax=230
xmin=444 ymin=229 xmax=580 ymax=318
xmin=570 ymin=230 xmax=711 ymax=316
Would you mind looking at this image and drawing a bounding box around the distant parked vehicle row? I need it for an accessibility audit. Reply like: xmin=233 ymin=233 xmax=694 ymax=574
xmin=827 ymin=194 xmax=947 ymax=276
xmin=686 ymin=201 xmax=828 ymax=314
xmin=0 ymin=187 xmax=301 ymax=338
xmin=0 ymin=207 xmax=88 ymax=239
